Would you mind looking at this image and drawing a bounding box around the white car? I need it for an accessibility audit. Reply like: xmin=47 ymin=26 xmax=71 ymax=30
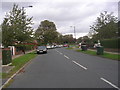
xmin=47 ymin=45 xmax=51 ymax=49
xmin=47 ymin=45 xmax=54 ymax=49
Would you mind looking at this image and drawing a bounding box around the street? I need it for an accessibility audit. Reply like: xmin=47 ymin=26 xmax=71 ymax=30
xmin=8 ymin=48 xmax=119 ymax=88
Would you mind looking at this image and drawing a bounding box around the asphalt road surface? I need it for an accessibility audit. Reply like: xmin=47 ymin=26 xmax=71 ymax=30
xmin=8 ymin=48 xmax=119 ymax=88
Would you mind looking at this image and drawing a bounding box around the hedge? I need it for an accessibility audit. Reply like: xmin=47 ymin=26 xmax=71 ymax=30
xmin=100 ymin=38 xmax=120 ymax=49
xmin=15 ymin=45 xmax=35 ymax=51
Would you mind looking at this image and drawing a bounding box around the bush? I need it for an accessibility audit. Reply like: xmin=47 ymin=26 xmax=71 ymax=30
xmin=15 ymin=45 xmax=35 ymax=51
xmin=101 ymin=38 xmax=119 ymax=49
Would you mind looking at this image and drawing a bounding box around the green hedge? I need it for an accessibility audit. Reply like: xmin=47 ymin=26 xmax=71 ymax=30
xmin=101 ymin=38 xmax=120 ymax=49
xmin=15 ymin=45 xmax=35 ymax=51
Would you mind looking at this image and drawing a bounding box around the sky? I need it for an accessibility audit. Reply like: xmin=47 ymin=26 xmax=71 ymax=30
xmin=0 ymin=0 xmax=119 ymax=39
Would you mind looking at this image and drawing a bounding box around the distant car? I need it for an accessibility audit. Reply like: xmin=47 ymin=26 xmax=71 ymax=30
xmin=46 ymin=45 xmax=54 ymax=49
xmin=63 ymin=44 xmax=69 ymax=47
xmin=51 ymin=45 xmax=55 ymax=49
xmin=46 ymin=45 xmax=51 ymax=49
xmin=59 ymin=45 xmax=63 ymax=47
xmin=55 ymin=45 xmax=62 ymax=48
xmin=36 ymin=46 xmax=47 ymax=54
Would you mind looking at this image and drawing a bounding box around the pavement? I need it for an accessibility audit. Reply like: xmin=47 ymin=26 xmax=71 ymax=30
xmin=6 ymin=48 xmax=119 ymax=88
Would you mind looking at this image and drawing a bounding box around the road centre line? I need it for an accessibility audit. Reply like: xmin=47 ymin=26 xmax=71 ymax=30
xmin=55 ymin=49 xmax=59 ymax=52
xmin=55 ymin=49 xmax=63 ymax=55
xmin=72 ymin=60 xmax=87 ymax=70
xmin=64 ymin=55 xmax=70 ymax=59
xmin=100 ymin=78 xmax=120 ymax=90
xmin=59 ymin=52 xmax=63 ymax=55
xmin=53 ymin=49 xmax=119 ymax=89
xmin=55 ymin=49 xmax=60 ymax=53
xmin=55 ymin=49 xmax=70 ymax=59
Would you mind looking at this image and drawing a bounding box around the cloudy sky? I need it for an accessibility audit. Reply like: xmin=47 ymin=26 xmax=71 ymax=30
xmin=1 ymin=0 xmax=119 ymax=38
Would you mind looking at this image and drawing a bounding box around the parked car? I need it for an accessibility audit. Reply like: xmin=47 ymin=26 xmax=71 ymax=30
xmin=63 ymin=44 xmax=69 ymax=47
xmin=51 ymin=45 xmax=55 ymax=49
xmin=55 ymin=45 xmax=62 ymax=48
xmin=46 ymin=45 xmax=51 ymax=49
xmin=46 ymin=45 xmax=55 ymax=49
xmin=36 ymin=46 xmax=47 ymax=54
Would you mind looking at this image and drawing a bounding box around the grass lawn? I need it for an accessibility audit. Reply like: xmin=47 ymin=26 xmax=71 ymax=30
xmin=0 ymin=73 xmax=2 ymax=78
xmin=66 ymin=47 xmax=73 ymax=50
xmin=2 ymin=51 xmax=37 ymax=79
xmin=76 ymin=49 xmax=119 ymax=61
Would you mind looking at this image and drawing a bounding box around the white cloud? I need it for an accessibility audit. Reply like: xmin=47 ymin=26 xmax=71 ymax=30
xmin=1 ymin=0 xmax=118 ymax=38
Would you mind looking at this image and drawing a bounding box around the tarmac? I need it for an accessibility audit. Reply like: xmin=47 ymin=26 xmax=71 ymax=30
xmin=1 ymin=48 xmax=119 ymax=87
xmin=1 ymin=48 xmax=119 ymax=74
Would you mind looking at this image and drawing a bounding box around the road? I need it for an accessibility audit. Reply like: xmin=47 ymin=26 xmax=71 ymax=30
xmin=8 ymin=48 xmax=119 ymax=88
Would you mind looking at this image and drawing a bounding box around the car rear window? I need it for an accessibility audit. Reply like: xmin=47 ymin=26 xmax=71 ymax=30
xmin=37 ymin=46 xmax=46 ymax=49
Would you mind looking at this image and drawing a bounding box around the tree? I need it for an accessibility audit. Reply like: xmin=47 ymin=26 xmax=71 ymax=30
xmin=77 ymin=37 xmax=83 ymax=43
xmin=35 ymin=20 xmax=58 ymax=45
xmin=118 ymin=21 xmax=120 ymax=37
xmin=56 ymin=33 xmax=64 ymax=44
xmin=90 ymin=11 xmax=118 ymax=40
xmin=2 ymin=4 xmax=34 ymax=47
xmin=62 ymin=34 xmax=74 ymax=44
xmin=0 ymin=25 xmax=2 ymax=44
xmin=82 ymin=36 xmax=90 ymax=42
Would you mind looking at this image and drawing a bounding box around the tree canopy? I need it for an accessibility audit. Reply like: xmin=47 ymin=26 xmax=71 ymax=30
xmin=2 ymin=4 xmax=34 ymax=47
xmin=62 ymin=34 xmax=74 ymax=44
xmin=35 ymin=20 xmax=58 ymax=45
xmin=0 ymin=25 xmax=2 ymax=44
xmin=89 ymin=11 xmax=118 ymax=40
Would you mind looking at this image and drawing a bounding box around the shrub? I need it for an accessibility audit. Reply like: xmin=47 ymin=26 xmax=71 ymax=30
xmin=100 ymin=38 xmax=119 ymax=49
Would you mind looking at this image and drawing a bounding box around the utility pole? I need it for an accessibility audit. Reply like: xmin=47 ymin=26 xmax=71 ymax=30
xmin=73 ymin=26 xmax=76 ymax=40
xmin=70 ymin=26 xmax=76 ymax=43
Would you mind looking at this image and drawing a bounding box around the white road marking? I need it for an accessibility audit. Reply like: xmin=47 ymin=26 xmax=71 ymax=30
xmin=101 ymin=78 xmax=120 ymax=90
xmin=59 ymin=52 xmax=63 ymax=55
xmin=72 ymin=60 xmax=87 ymax=70
xmin=55 ymin=49 xmax=63 ymax=55
xmin=55 ymin=49 xmax=69 ymax=59
xmin=55 ymin=49 xmax=59 ymax=52
xmin=64 ymin=55 xmax=70 ymax=59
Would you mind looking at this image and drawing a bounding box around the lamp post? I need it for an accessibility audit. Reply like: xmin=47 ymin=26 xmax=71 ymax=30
xmin=27 ymin=5 xmax=33 ymax=8
xmin=22 ymin=5 xmax=33 ymax=9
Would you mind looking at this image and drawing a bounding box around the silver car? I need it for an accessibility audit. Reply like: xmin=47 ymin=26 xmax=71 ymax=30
xmin=36 ymin=46 xmax=47 ymax=54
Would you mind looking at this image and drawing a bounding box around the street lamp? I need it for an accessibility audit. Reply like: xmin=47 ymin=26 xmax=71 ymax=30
xmin=22 ymin=5 xmax=33 ymax=9
xmin=27 ymin=5 xmax=33 ymax=8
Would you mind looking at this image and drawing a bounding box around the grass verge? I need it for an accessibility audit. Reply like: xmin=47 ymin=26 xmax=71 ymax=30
xmin=66 ymin=47 xmax=73 ymax=50
xmin=76 ymin=49 xmax=120 ymax=61
xmin=2 ymin=51 xmax=37 ymax=79
xmin=2 ymin=51 xmax=37 ymax=88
